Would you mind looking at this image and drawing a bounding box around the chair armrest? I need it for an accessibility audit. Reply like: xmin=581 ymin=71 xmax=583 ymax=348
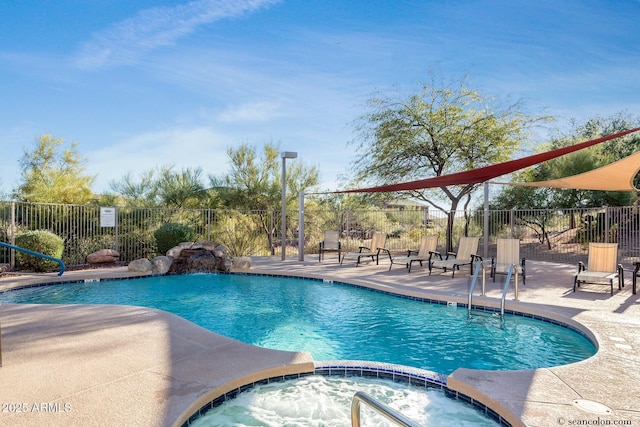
xmin=577 ymin=261 xmax=585 ymax=273
xmin=429 ymin=251 xmax=442 ymax=260
xmin=634 ymin=261 xmax=640 ymax=275
xmin=358 ymin=246 xmax=370 ymax=253
xmin=445 ymin=251 xmax=456 ymax=260
xmin=471 ymin=254 xmax=483 ymax=263
xmin=378 ymin=247 xmax=392 ymax=261
xmin=407 ymin=249 xmax=418 ymax=256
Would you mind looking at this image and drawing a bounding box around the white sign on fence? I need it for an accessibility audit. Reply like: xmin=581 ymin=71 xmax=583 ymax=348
xmin=100 ymin=207 xmax=116 ymax=228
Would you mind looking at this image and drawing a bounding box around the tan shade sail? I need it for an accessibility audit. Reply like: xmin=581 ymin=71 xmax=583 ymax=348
xmin=505 ymin=151 xmax=640 ymax=191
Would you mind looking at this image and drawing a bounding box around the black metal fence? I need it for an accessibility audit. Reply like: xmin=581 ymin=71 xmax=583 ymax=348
xmin=1 ymin=201 xmax=639 ymax=269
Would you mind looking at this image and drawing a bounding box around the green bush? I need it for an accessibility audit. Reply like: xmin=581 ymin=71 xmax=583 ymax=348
xmin=154 ymin=222 xmax=194 ymax=255
xmin=15 ymin=230 xmax=64 ymax=272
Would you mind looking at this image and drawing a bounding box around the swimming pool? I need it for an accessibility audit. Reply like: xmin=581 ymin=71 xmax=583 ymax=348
xmin=0 ymin=273 xmax=596 ymax=375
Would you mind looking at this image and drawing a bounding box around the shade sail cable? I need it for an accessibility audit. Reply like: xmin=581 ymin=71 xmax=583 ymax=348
xmin=332 ymin=127 xmax=640 ymax=194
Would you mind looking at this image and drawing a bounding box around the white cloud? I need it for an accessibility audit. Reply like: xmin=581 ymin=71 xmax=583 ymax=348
xmin=88 ymin=126 xmax=232 ymax=192
xmin=217 ymin=101 xmax=283 ymax=123
xmin=74 ymin=0 xmax=280 ymax=70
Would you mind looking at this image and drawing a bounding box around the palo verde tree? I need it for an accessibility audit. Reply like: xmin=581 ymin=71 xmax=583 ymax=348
xmin=350 ymin=74 xmax=540 ymax=251
xmin=15 ymin=134 xmax=95 ymax=204
xmin=109 ymin=165 xmax=208 ymax=208
xmin=211 ymin=142 xmax=320 ymax=255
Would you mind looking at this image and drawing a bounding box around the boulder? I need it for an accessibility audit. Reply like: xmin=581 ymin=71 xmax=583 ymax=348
xmin=151 ymin=256 xmax=173 ymax=275
xmin=87 ymin=249 xmax=119 ymax=264
xmin=213 ymin=244 xmax=227 ymax=258
xmin=128 ymin=258 xmax=153 ymax=273
xmin=166 ymin=242 xmax=193 ymax=259
xmin=191 ymin=241 xmax=220 ymax=252
xmin=232 ymin=256 xmax=252 ymax=270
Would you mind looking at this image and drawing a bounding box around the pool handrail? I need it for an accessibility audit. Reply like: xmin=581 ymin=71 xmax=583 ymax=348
xmin=351 ymin=391 xmax=421 ymax=427
xmin=467 ymin=259 xmax=486 ymax=317
xmin=500 ymin=263 xmax=518 ymax=317
xmin=0 ymin=241 xmax=65 ymax=276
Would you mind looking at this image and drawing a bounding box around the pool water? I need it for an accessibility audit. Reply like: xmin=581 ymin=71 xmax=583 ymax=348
xmin=0 ymin=273 xmax=596 ymax=374
xmin=189 ymin=375 xmax=499 ymax=426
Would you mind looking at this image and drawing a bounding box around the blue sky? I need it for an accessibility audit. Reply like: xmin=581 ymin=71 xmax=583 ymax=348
xmin=1 ymin=0 xmax=639 ymax=195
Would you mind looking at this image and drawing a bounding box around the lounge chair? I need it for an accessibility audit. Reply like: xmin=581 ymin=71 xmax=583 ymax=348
xmin=491 ymin=238 xmax=526 ymax=285
xmin=318 ymin=231 xmax=341 ymax=262
xmin=340 ymin=231 xmax=391 ymax=267
xmin=429 ymin=236 xmax=481 ymax=278
xmin=574 ymin=242 xmax=624 ymax=296
xmin=388 ymin=235 xmax=438 ymax=273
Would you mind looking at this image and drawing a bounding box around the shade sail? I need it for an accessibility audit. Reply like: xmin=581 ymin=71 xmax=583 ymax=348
xmin=504 ymin=150 xmax=640 ymax=191
xmin=335 ymin=127 xmax=640 ymax=193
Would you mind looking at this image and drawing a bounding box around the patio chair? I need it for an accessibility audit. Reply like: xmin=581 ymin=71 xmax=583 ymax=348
xmin=340 ymin=231 xmax=391 ymax=267
xmin=318 ymin=231 xmax=341 ymax=262
xmin=573 ymin=242 xmax=624 ymax=296
xmin=491 ymin=238 xmax=526 ymax=285
xmin=429 ymin=236 xmax=481 ymax=278
xmin=388 ymin=235 xmax=438 ymax=273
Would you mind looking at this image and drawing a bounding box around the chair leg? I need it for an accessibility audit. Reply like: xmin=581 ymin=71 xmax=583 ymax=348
xmin=573 ymin=276 xmax=578 ymax=292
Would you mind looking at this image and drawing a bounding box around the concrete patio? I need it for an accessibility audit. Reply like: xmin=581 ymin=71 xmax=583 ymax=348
xmin=0 ymin=256 xmax=638 ymax=426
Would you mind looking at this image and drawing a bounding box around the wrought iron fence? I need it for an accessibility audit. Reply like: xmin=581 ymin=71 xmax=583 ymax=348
xmin=1 ymin=201 xmax=639 ymax=269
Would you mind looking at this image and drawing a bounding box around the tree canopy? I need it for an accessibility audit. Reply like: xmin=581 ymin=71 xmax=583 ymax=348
xmin=350 ymin=74 xmax=541 ymax=249
xmin=496 ymin=113 xmax=640 ymax=210
xmin=109 ymin=165 xmax=208 ymax=208
xmin=15 ymin=134 xmax=95 ymax=204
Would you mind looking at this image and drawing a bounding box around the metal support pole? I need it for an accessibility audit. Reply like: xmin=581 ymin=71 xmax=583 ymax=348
xmin=280 ymin=151 xmax=297 ymax=261
xmin=483 ymin=182 xmax=489 ymax=259
xmin=10 ymin=201 xmax=15 ymax=269
xmin=281 ymin=157 xmax=286 ymax=261
xmin=298 ymin=191 xmax=305 ymax=261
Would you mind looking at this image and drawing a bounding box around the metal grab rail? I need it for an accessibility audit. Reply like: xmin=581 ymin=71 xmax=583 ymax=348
xmin=500 ymin=263 xmax=519 ymax=317
xmin=351 ymin=391 xmax=421 ymax=427
xmin=0 ymin=241 xmax=65 ymax=276
xmin=467 ymin=260 xmax=486 ymax=317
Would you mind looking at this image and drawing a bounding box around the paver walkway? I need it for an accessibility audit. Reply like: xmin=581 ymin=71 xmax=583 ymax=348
xmin=0 ymin=257 xmax=638 ymax=426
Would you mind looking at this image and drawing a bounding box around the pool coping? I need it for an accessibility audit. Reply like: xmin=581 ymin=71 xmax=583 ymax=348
xmin=182 ymin=361 xmax=511 ymax=427
xmin=0 ymin=258 xmax=639 ymax=426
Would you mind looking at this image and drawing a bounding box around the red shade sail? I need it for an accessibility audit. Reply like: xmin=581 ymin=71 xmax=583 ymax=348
xmin=335 ymin=127 xmax=640 ymax=193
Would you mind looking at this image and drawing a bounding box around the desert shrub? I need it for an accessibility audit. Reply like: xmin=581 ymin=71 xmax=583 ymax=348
xmin=154 ymin=222 xmax=194 ymax=255
xmin=64 ymin=234 xmax=117 ymax=266
xmin=14 ymin=230 xmax=64 ymax=272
